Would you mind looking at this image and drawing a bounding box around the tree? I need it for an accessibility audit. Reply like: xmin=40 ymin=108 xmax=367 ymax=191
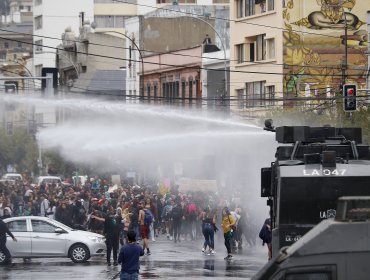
xmin=0 ymin=126 xmax=38 ymax=175
xmin=0 ymin=0 xmax=10 ymax=16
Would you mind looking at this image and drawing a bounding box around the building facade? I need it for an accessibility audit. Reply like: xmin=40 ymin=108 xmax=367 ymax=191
xmin=32 ymin=0 xmax=94 ymax=77
xmin=0 ymin=23 xmax=33 ymax=90
xmin=142 ymin=46 xmax=203 ymax=106
xmin=125 ymin=4 xmax=230 ymax=104
xmin=230 ymin=0 xmax=369 ymax=118
xmin=230 ymin=0 xmax=282 ymax=118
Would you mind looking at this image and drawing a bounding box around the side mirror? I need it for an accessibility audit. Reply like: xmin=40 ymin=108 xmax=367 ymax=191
xmin=261 ymin=167 xmax=272 ymax=197
xmin=55 ymin=228 xmax=66 ymax=234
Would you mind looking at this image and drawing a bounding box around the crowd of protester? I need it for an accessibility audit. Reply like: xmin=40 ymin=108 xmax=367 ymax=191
xmin=0 ymin=175 xmax=264 ymax=262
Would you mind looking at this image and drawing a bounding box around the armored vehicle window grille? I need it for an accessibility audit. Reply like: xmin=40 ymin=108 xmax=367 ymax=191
xmin=339 ymin=199 xmax=370 ymax=221
xmin=286 ymin=272 xmax=330 ymax=280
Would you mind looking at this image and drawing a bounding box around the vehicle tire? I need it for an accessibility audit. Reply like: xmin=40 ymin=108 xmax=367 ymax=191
xmin=69 ymin=244 xmax=90 ymax=263
xmin=0 ymin=251 xmax=6 ymax=265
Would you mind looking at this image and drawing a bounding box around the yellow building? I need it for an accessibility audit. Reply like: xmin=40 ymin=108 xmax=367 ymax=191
xmin=230 ymin=0 xmax=369 ymax=118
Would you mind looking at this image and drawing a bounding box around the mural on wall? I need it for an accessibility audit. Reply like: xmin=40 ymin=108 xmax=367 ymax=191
xmin=283 ymin=0 xmax=368 ymax=106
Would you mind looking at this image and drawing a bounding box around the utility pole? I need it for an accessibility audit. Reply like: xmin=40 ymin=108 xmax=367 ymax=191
xmin=366 ymin=11 xmax=370 ymax=95
xmin=342 ymin=11 xmax=348 ymax=86
xmin=80 ymin=12 xmax=85 ymax=27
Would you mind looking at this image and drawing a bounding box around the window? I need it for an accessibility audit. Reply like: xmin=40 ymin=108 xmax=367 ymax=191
xmin=245 ymin=34 xmax=266 ymax=62
xmin=245 ymin=0 xmax=255 ymax=16
xmin=4 ymin=42 xmax=9 ymax=49
xmin=267 ymin=0 xmax=274 ymax=11
xmin=95 ymin=0 xmax=136 ymax=3
xmin=147 ymin=83 xmax=151 ymax=99
xmin=266 ymin=85 xmax=275 ymax=106
xmin=246 ymin=81 xmax=265 ymax=107
xmin=286 ymin=273 xmax=331 ymax=280
xmin=236 ymin=43 xmax=244 ymax=64
xmin=157 ymin=0 xmax=196 ymax=3
xmin=35 ymin=64 xmax=43 ymax=77
xmin=35 ymin=16 xmax=43 ymax=30
xmin=236 ymin=0 xmax=243 ymax=18
xmin=256 ymin=34 xmax=266 ymax=61
xmin=35 ymin=40 xmax=43 ymax=52
xmin=175 ymin=81 xmax=180 ymax=98
xmin=162 ymin=83 xmax=167 ymax=99
xmin=266 ymin=37 xmax=275 ymax=60
xmin=181 ymin=80 xmax=186 ymax=103
xmin=237 ymin=89 xmax=245 ymax=109
xmin=189 ymin=78 xmax=193 ymax=100
xmin=7 ymin=220 xmax=27 ymax=232
xmin=245 ymin=42 xmax=255 ymax=62
xmin=35 ymin=0 xmax=42 ymax=5
xmin=153 ymin=83 xmax=158 ymax=98
xmin=31 ymin=220 xmax=56 ymax=233
xmin=17 ymin=42 xmax=22 ymax=48
xmin=94 ymin=15 xmax=127 ymax=28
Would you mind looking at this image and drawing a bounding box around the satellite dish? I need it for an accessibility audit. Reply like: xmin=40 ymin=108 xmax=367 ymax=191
xmin=91 ymin=22 xmax=97 ymax=29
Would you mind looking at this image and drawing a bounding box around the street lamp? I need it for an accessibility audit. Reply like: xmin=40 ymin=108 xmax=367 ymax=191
xmin=101 ymin=30 xmax=144 ymax=100
xmin=9 ymin=59 xmax=35 ymax=90
xmin=1 ymin=62 xmax=33 ymax=91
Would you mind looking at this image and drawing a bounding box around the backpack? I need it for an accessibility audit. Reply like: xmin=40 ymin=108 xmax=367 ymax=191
xmin=172 ymin=205 xmax=182 ymax=220
xmin=259 ymin=223 xmax=272 ymax=245
xmin=144 ymin=209 xmax=154 ymax=226
xmin=188 ymin=203 xmax=197 ymax=219
xmin=163 ymin=206 xmax=172 ymax=220
xmin=78 ymin=207 xmax=86 ymax=219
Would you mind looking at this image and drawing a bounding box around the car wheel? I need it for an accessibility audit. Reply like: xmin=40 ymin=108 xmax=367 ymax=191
xmin=0 ymin=251 xmax=6 ymax=265
xmin=70 ymin=244 xmax=90 ymax=263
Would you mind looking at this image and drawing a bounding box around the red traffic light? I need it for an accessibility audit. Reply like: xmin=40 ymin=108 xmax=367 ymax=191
xmin=347 ymin=89 xmax=354 ymax=95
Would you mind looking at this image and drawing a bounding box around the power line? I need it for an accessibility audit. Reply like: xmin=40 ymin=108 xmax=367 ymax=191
xmin=2 ymin=34 xmax=365 ymax=78
xmin=0 ymin=19 xmax=366 ymax=72
xmin=114 ymin=0 xmax=348 ymax=40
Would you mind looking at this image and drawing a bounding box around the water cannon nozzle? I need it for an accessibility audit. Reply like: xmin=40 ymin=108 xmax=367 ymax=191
xmin=264 ymin=119 xmax=275 ymax=132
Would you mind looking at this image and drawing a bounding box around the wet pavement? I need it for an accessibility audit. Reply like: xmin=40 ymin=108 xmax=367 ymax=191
xmin=0 ymin=235 xmax=267 ymax=279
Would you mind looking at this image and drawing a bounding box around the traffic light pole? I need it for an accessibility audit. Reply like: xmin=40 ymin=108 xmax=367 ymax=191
xmin=342 ymin=12 xmax=348 ymax=86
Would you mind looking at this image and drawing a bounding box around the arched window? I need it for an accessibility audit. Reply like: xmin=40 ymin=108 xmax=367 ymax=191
xmin=153 ymin=82 xmax=158 ymax=99
xmin=146 ymin=83 xmax=151 ymax=102
xmin=188 ymin=77 xmax=194 ymax=106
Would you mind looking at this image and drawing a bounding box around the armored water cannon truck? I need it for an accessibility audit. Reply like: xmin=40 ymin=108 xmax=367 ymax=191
xmin=261 ymin=125 xmax=370 ymax=258
xmin=253 ymin=196 xmax=370 ymax=280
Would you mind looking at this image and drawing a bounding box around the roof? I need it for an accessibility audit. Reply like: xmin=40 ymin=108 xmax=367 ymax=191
xmin=87 ymin=70 xmax=126 ymax=93
xmin=0 ymin=23 xmax=33 ymax=36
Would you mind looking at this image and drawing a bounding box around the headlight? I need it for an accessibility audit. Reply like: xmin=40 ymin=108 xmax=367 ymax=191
xmin=87 ymin=236 xmax=105 ymax=243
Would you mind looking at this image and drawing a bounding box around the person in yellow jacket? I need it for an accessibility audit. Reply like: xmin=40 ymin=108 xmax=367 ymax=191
xmin=221 ymin=207 xmax=236 ymax=260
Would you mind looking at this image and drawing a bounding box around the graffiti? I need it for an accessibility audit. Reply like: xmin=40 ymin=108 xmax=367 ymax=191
xmin=283 ymin=0 xmax=368 ymax=100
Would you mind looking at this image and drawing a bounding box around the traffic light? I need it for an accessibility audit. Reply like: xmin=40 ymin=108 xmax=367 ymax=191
xmin=343 ymin=84 xmax=357 ymax=112
xmin=6 ymin=122 xmax=13 ymax=136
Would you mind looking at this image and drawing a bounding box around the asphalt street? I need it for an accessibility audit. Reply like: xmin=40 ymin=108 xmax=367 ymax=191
xmin=0 ymin=235 xmax=268 ymax=280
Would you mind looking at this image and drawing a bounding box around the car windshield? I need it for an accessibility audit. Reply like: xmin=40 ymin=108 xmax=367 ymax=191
xmin=6 ymin=176 xmax=20 ymax=180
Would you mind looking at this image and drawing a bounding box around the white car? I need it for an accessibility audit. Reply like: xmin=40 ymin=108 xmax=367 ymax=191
xmin=0 ymin=216 xmax=106 ymax=264
xmin=37 ymin=176 xmax=62 ymax=186
xmin=2 ymin=173 xmax=23 ymax=181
